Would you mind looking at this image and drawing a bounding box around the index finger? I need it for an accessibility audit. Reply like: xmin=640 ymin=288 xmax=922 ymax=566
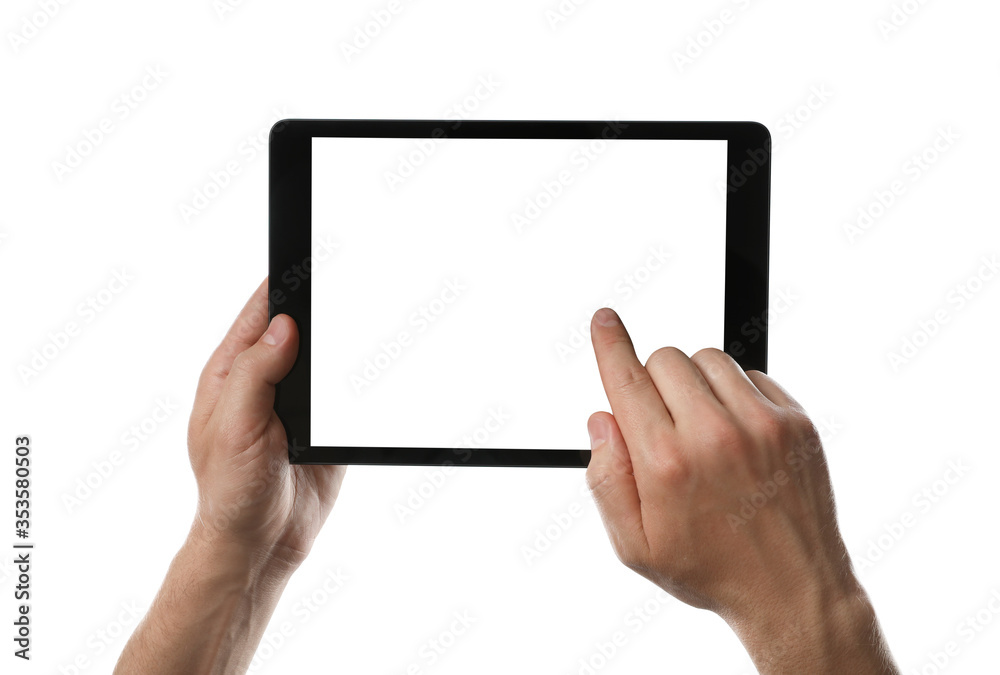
xmin=590 ymin=308 xmax=673 ymax=466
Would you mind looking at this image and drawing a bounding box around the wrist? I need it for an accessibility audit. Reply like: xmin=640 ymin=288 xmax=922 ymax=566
xmin=118 ymin=518 xmax=299 ymax=674
xmin=724 ymin=572 xmax=897 ymax=675
xmin=187 ymin=517 xmax=301 ymax=590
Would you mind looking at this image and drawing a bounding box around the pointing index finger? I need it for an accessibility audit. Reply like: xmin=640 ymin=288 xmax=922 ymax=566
xmin=591 ymin=308 xmax=673 ymax=462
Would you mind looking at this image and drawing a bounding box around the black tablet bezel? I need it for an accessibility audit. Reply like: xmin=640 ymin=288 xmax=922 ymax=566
xmin=269 ymin=119 xmax=770 ymax=467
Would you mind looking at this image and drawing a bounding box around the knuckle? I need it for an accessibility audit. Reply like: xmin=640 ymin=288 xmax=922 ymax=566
xmin=613 ymin=365 xmax=655 ymax=398
xmin=607 ymin=449 xmax=633 ymax=476
xmin=585 ymin=465 xmax=611 ymax=495
xmin=230 ymin=350 xmax=257 ymax=378
xmin=236 ymin=306 xmax=268 ymax=341
xmin=756 ymin=409 xmax=786 ymax=438
xmin=788 ymin=407 xmax=818 ymax=435
xmin=619 ymin=551 xmax=648 ymax=574
xmin=749 ymin=407 xmax=788 ymax=445
xmin=645 ymin=346 xmax=685 ymax=371
xmin=747 ymin=407 xmax=795 ymax=448
xmin=791 ymin=414 xmax=825 ymax=456
xmin=647 ymin=452 xmax=689 ymax=484
xmin=692 ymin=346 xmax=726 ymax=360
xmin=690 ymin=347 xmax=730 ymax=378
xmin=610 ymin=536 xmax=651 ymax=574
xmin=691 ymin=346 xmax=728 ymax=363
xmin=599 ymin=330 xmax=632 ymax=352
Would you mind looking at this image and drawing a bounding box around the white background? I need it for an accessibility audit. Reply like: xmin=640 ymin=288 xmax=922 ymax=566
xmin=311 ymin=137 xmax=725 ymax=449
xmin=1 ymin=1 xmax=998 ymax=673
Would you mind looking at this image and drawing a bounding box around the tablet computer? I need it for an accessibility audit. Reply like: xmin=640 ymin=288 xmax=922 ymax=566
xmin=269 ymin=119 xmax=769 ymax=467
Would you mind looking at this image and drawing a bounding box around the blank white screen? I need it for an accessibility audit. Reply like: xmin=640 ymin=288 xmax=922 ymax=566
xmin=311 ymin=136 xmax=727 ymax=450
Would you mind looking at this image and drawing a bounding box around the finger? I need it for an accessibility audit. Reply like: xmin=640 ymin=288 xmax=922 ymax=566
xmin=585 ymin=411 xmax=648 ymax=562
xmin=644 ymin=346 xmax=726 ymax=429
xmin=689 ymin=348 xmax=777 ymax=418
xmin=213 ymin=314 xmax=299 ymax=448
xmin=590 ymin=308 xmax=674 ymax=468
xmin=191 ymin=278 xmax=270 ymax=433
xmin=745 ymin=370 xmax=803 ymax=411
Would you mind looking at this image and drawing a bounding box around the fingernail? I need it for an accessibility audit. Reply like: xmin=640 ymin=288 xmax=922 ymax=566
xmin=589 ymin=417 xmax=610 ymax=450
xmin=262 ymin=316 xmax=288 ymax=345
xmin=594 ymin=308 xmax=620 ymax=327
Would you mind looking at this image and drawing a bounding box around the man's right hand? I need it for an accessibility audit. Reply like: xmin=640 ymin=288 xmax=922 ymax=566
xmin=585 ymin=307 xmax=898 ymax=674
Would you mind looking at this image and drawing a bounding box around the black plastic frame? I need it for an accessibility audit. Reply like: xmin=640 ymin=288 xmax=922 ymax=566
xmin=269 ymin=119 xmax=770 ymax=467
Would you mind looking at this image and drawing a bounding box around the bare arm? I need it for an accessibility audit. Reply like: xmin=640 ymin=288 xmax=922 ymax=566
xmin=114 ymin=524 xmax=297 ymax=674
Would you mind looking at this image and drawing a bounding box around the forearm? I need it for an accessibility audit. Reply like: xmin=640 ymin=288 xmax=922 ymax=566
xmin=114 ymin=523 xmax=296 ymax=675
xmin=727 ymin=575 xmax=899 ymax=675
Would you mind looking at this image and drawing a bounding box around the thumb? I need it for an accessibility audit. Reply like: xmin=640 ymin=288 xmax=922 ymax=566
xmin=586 ymin=411 xmax=648 ymax=561
xmin=217 ymin=313 xmax=299 ymax=437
